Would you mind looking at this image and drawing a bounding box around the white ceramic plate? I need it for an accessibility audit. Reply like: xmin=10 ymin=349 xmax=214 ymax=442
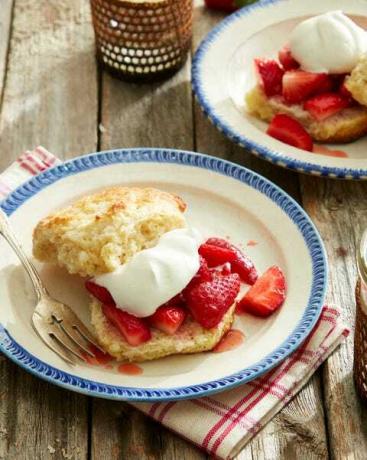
xmin=0 ymin=149 xmax=327 ymax=401
xmin=192 ymin=0 xmax=367 ymax=179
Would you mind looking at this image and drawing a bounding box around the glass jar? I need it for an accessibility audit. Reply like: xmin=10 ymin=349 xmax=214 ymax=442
xmin=354 ymin=230 xmax=367 ymax=401
xmin=90 ymin=0 xmax=193 ymax=82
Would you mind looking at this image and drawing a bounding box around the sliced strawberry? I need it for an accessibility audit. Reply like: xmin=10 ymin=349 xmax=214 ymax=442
xmin=278 ymin=46 xmax=299 ymax=71
xmin=267 ymin=114 xmax=313 ymax=151
xmin=304 ymin=93 xmax=350 ymax=121
xmin=186 ymin=273 xmax=241 ymax=329
xmin=199 ymin=243 xmax=237 ymax=267
xmin=254 ymin=58 xmax=284 ymax=97
xmin=85 ymin=280 xmax=115 ymax=305
xmin=149 ymin=305 xmax=187 ymax=335
xmin=282 ymin=70 xmax=332 ymax=103
xmin=102 ymin=304 xmax=151 ymax=346
xmin=237 ymin=266 xmax=286 ymax=317
xmin=182 ymin=256 xmax=212 ymax=299
xmin=206 ymin=237 xmax=258 ymax=285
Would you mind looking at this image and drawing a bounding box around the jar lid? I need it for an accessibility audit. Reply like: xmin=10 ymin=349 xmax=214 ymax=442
xmin=358 ymin=230 xmax=367 ymax=285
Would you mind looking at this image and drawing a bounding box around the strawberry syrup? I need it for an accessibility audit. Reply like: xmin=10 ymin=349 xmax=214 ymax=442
xmin=117 ymin=363 xmax=143 ymax=375
xmin=313 ymin=145 xmax=348 ymax=158
xmin=213 ymin=329 xmax=245 ymax=353
xmin=82 ymin=345 xmax=113 ymax=365
xmin=82 ymin=346 xmax=144 ymax=375
xmin=247 ymin=240 xmax=258 ymax=247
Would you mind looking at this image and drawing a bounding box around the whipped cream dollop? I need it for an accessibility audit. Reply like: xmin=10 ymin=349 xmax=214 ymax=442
xmin=289 ymin=11 xmax=367 ymax=74
xmin=94 ymin=228 xmax=202 ymax=318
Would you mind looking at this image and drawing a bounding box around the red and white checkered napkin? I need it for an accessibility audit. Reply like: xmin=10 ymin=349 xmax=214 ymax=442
xmin=1 ymin=147 xmax=350 ymax=460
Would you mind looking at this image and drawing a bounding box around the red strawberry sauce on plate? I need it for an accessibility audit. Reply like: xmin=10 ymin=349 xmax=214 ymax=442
xmin=313 ymin=145 xmax=348 ymax=158
xmin=213 ymin=329 xmax=245 ymax=353
xmin=118 ymin=363 xmax=143 ymax=375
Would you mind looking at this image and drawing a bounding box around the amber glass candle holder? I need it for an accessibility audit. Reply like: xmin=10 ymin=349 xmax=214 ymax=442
xmin=90 ymin=0 xmax=193 ymax=82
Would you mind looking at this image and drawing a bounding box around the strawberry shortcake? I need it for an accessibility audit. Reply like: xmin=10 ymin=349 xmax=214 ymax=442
xmin=33 ymin=186 xmax=286 ymax=362
xmin=246 ymin=11 xmax=367 ymax=151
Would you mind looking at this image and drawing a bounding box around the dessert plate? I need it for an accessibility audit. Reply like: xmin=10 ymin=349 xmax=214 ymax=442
xmin=0 ymin=149 xmax=326 ymax=401
xmin=192 ymin=0 xmax=367 ymax=179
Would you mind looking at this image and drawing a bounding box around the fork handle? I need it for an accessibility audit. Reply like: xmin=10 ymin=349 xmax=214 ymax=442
xmin=0 ymin=209 xmax=47 ymax=301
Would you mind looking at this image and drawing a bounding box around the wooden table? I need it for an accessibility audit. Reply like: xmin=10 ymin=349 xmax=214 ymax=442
xmin=0 ymin=1 xmax=366 ymax=458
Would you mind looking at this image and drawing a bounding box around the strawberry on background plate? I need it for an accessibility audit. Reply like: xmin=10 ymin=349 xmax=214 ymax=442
xmin=102 ymin=304 xmax=151 ymax=346
xmin=267 ymin=114 xmax=313 ymax=151
xmin=255 ymin=58 xmax=284 ymax=97
xmin=278 ymin=46 xmax=299 ymax=71
xmin=304 ymin=93 xmax=350 ymax=121
xmin=282 ymin=70 xmax=332 ymax=103
xmin=186 ymin=273 xmax=241 ymax=329
xmin=237 ymin=266 xmax=286 ymax=317
xmin=204 ymin=0 xmax=259 ymax=12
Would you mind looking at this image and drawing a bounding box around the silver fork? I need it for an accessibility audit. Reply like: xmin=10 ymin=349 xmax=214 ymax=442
xmin=0 ymin=209 xmax=103 ymax=365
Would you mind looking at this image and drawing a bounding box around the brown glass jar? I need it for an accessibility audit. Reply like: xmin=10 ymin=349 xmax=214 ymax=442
xmin=90 ymin=0 xmax=193 ymax=82
xmin=354 ymin=230 xmax=367 ymax=402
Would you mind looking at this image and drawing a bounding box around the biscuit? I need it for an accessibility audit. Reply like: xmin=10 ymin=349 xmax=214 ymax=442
xmin=33 ymin=186 xmax=186 ymax=277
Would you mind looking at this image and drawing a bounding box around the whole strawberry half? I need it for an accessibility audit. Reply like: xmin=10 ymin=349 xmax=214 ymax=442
xmin=102 ymin=304 xmax=151 ymax=346
xmin=205 ymin=0 xmax=259 ymax=12
xmin=237 ymin=265 xmax=286 ymax=317
xmin=186 ymin=273 xmax=241 ymax=329
xmin=205 ymin=237 xmax=258 ymax=285
xmin=85 ymin=280 xmax=115 ymax=305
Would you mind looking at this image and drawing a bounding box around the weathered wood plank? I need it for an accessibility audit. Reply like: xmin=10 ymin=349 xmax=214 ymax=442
xmin=0 ymin=0 xmax=98 ymax=458
xmin=193 ymin=3 xmax=329 ymax=459
xmin=0 ymin=0 xmax=13 ymax=104
xmin=0 ymin=0 xmax=98 ymax=166
xmin=300 ymin=177 xmax=367 ymax=459
xmin=91 ymin=36 xmax=201 ymax=459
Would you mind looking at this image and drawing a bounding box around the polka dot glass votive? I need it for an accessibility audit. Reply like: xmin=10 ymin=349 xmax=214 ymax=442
xmin=90 ymin=0 xmax=193 ymax=82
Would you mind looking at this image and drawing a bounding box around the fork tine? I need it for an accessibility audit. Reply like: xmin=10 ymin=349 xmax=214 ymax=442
xmin=53 ymin=304 xmax=104 ymax=352
xmin=57 ymin=320 xmax=95 ymax=358
xmin=32 ymin=315 xmax=76 ymax=365
xmin=73 ymin=324 xmax=105 ymax=353
xmin=49 ymin=327 xmax=87 ymax=362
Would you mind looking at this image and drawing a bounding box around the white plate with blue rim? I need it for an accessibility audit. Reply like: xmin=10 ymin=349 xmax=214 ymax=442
xmin=0 ymin=149 xmax=326 ymax=401
xmin=192 ymin=0 xmax=367 ymax=180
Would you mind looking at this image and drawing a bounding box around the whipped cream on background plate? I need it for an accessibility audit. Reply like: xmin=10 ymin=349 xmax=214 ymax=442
xmin=289 ymin=11 xmax=367 ymax=74
xmin=94 ymin=228 xmax=202 ymax=318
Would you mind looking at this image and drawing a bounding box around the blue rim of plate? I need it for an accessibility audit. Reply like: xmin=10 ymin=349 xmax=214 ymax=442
xmin=191 ymin=0 xmax=367 ymax=180
xmin=0 ymin=148 xmax=327 ymax=401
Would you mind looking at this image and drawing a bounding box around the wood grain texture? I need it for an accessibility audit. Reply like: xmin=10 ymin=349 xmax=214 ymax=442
xmin=0 ymin=0 xmax=13 ymax=105
xmin=0 ymin=0 xmax=98 ymax=458
xmin=0 ymin=0 xmax=98 ymax=166
xmin=92 ymin=30 xmax=200 ymax=460
xmin=300 ymin=177 xmax=367 ymax=460
xmin=193 ymin=3 xmax=328 ymax=459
